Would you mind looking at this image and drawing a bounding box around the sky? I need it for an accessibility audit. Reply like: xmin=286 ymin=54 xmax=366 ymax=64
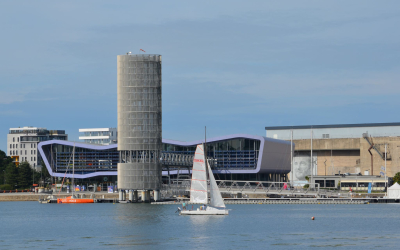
xmin=1 ymin=0 xmax=400 ymax=152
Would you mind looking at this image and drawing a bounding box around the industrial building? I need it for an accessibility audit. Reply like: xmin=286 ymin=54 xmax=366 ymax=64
xmin=265 ymin=123 xmax=400 ymax=183
xmin=7 ymin=127 xmax=67 ymax=169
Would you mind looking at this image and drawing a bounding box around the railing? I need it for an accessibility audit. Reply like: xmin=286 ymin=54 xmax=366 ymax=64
xmin=160 ymin=179 xmax=327 ymax=197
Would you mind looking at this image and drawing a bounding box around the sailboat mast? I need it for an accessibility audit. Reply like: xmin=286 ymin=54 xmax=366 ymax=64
xmin=205 ymin=126 xmax=209 ymax=204
xmin=310 ymin=127 xmax=313 ymax=188
xmin=72 ymin=143 xmax=75 ymax=197
xmin=385 ymin=143 xmax=387 ymax=197
xmin=290 ymin=130 xmax=293 ymax=187
xmin=204 ymin=126 xmax=207 ymax=168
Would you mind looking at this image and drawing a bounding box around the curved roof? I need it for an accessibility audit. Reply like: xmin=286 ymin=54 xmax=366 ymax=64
xmin=38 ymin=134 xmax=291 ymax=179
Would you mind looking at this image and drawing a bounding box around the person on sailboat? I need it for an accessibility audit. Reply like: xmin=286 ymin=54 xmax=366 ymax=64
xmin=182 ymin=202 xmax=186 ymax=211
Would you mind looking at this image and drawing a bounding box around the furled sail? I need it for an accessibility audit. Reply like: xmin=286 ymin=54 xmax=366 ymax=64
xmin=207 ymin=160 xmax=226 ymax=208
xmin=189 ymin=145 xmax=208 ymax=203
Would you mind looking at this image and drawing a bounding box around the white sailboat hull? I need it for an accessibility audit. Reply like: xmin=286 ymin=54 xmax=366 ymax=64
xmin=180 ymin=208 xmax=229 ymax=215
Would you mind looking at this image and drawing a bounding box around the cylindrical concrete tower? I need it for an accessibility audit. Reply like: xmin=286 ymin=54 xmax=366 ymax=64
xmin=117 ymin=54 xmax=162 ymax=191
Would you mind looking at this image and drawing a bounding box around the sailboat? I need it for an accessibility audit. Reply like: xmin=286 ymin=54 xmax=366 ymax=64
xmin=179 ymin=144 xmax=228 ymax=215
xmin=57 ymin=143 xmax=94 ymax=204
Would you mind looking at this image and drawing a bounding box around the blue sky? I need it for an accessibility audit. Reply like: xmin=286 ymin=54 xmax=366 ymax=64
xmin=1 ymin=1 xmax=400 ymax=152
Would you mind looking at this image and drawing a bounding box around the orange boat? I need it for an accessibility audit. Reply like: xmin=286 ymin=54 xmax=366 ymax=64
xmin=56 ymin=144 xmax=95 ymax=204
xmin=57 ymin=196 xmax=94 ymax=203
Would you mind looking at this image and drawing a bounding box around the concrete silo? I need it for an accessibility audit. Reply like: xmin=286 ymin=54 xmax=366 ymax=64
xmin=117 ymin=54 xmax=162 ymax=201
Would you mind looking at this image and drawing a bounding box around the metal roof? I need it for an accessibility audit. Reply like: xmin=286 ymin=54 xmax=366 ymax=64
xmin=265 ymin=122 xmax=400 ymax=130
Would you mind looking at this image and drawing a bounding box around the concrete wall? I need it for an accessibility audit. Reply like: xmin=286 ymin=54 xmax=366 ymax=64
xmin=267 ymin=125 xmax=400 ymax=140
xmin=117 ymin=54 xmax=162 ymax=190
xmin=290 ymin=137 xmax=400 ymax=178
xmin=359 ymin=137 xmax=400 ymax=177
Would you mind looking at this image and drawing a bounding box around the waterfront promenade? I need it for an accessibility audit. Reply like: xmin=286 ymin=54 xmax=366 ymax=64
xmin=0 ymin=192 xmax=118 ymax=201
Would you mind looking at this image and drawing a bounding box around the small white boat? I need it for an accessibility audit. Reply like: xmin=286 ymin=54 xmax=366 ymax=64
xmin=180 ymin=144 xmax=228 ymax=215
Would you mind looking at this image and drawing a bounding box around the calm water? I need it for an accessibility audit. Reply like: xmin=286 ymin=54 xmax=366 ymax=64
xmin=0 ymin=202 xmax=400 ymax=249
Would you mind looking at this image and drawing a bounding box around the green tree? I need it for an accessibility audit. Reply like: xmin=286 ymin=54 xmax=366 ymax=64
xmin=0 ymin=150 xmax=13 ymax=185
xmin=5 ymin=162 xmax=18 ymax=188
xmin=393 ymin=172 xmax=400 ymax=184
xmin=18 ymin=162 xmax=33 ymax=188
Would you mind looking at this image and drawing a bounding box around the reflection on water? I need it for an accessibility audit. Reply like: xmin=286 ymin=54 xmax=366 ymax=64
xmin=189 ymin=214 xmax=226 ymax=226
xmin=0 ymin=202 xmax=400 ymax=249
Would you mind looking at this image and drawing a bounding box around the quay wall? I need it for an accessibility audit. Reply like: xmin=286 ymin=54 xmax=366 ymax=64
xmin=0 ymin=193 xmax=119 ymax=202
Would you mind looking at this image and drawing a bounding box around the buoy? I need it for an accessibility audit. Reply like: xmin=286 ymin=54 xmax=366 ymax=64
xmin=311 ymin=217 xmax=315 ymax=220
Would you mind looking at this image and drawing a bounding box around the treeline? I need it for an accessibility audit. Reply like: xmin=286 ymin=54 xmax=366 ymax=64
xmin=0 ymin=150 xmax=50 ymax=190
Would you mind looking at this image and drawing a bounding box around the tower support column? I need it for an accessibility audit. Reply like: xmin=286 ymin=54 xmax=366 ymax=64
xmin=146 ymin=190 xmax=151 ymax=202
xmin=154 ymin=190 xmax=160 ymax=201
xmin=119 ymin=189 xmax=123 ymax=201
xmin=129 ymin=190 xmax=133 ymax=201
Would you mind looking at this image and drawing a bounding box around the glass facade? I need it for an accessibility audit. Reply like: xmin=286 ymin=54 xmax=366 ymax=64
xmin=41 ymin=144 xmax=119 ymax=174
xmin=162 ymin=138 xmax=260 ymax=170
xmin=41 ymin=138 xmax=262 ymax=177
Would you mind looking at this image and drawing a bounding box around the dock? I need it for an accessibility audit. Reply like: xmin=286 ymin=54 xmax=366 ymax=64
xmin=152 ymin=198 xmax=400 ymax=205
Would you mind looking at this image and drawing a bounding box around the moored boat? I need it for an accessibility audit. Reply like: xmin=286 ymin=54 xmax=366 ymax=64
xmin=56 ymin=143 xmax=95 ymax=204
xmin=57 ymin=196 xmax=94 ymax=204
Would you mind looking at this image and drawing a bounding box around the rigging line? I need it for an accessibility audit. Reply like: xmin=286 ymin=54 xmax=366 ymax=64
xmin=57 ymin=150 xmax=73 ymax=196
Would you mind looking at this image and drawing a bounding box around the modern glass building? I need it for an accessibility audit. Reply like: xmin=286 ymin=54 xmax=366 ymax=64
xmin=38 ymin=134 xmax=292 ymax=185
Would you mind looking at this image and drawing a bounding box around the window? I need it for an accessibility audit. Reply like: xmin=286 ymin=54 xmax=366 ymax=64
xmin=315 ymin=180 xmax=324 ymax=188
xmin=13 ymin=138 xmax=15 ymax=142
xmin=20 ymin=150 xmax=22 ymax=155
xmin=34 ymin=157 xmax=36 ymax=161
xmin=9 ymin=151 xmax=11 ymax=155
xmin=25 ymin=150 xmax=27 ymax=155
xmin=326 ymin=180 xmax=335 ymax=187
xmin=31 ymin=157 xmax=32 ymax=161
xmin=17 ymin=137 xmax=19 ymax=142
xmin=323 ymin=134 xmax=330 ymax=139
xmin=16 ymin=144 xmax=18 ymax=148
xmin=24 ymin=144 xmax=25 ymax=148
xmin=31 ymin=150 xmax=32 ymax=154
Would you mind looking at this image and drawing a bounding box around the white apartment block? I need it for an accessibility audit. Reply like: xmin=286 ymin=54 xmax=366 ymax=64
xmin=79 ymin=128 xmax=117 ymax=145
xmin=7 ymin=127 xmax=68 ymax=170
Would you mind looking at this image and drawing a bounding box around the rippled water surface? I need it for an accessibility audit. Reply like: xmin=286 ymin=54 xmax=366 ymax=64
xmin=0 ymin=202 xmax=400 ymax=249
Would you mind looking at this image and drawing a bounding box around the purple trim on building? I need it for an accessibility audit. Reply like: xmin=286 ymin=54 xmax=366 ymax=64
xmin=38 ymin=140 xmax=118 ymax=179
xmin=39 ymin=134 xmax=292 ymax=179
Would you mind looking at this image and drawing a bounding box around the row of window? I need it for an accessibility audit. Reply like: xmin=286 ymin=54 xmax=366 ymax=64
xmin=83 ymin=131 xmax=114 ymax=137
xmin=9 ymin=143 xmax=36 ymax=149
xmin=84 ymin=139 xmax=112 ymax=144
xmin=9 ymin=150 xmax=36 ymax=156
xmin=19 ymin=156 xmax=36 ymax=162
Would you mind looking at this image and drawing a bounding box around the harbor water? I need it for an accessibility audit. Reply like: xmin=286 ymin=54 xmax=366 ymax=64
xmin=0 ymin=202 xmax=400 ymax=249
